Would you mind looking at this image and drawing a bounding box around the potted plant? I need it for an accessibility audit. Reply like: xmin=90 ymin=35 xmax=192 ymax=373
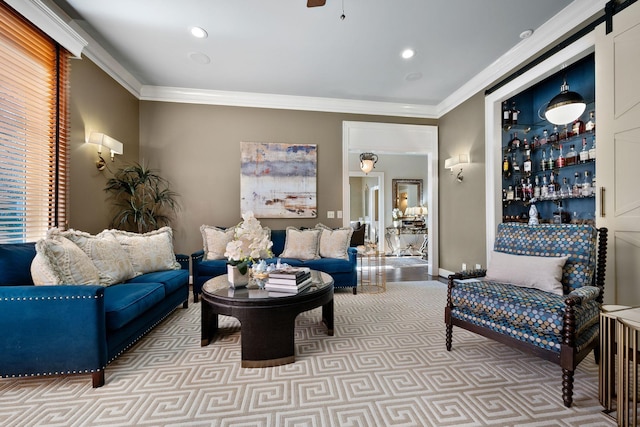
xmin=104 ymin=163 xmax=180 ymax=233
xmin=224 ymin=211 xmax=273 ymax=286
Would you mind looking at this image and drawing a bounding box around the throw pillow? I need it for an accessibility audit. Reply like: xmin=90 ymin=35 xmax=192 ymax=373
xmin=34 ymin=235 xmax=101 ymax=285
xmin=200 ymin=225 xmax=236 ymax=260
xmin=107 ymin=226 xmax=181 ymax=275
xmin=280 ymin=227 xmax=321 ymax=260
xmin=316 ymin=223 xmax=353 ymax=260
xmin=56 ymin=229 xmax=136 ymax=286
xmin=484 ymin=250 xmax=569 ymax=295
xmin=30 ymin=252 xmax=60 ymax=285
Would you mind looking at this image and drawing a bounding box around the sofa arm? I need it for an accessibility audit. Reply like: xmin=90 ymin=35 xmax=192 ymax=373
xmin=0 ymin=285 xmax=107 ymax=379
xmin=175 ymin=253 xmax=189 ymax=270
xmin=567 ymin=285 xmax=601 ymax=304
xmin=191 ymin=250 xmax=205 ymax=277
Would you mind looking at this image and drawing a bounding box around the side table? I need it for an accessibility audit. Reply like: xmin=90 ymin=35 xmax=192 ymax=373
xmin=358 ymin=250 xmax=386 ymax=293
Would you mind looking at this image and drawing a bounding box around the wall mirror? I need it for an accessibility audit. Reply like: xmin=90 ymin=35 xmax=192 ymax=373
xmin=392 ymin=179 xmax=422 ymax=214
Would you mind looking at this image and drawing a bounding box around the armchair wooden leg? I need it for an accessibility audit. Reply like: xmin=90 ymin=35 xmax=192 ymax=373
xmin=183 ymin=300 xmax=188 ymax=309
xmin=353 ymin=286 xmax=357 ymax=295
xmin=193 ymin=291 xmax=199 ymax=303
xmin=562 ymin=368 xmax=574 ymax=407
xmin=92 ymin=371 xmax=105 ymax=388
xmin=446 ymin=324 xmax=453 ymax=351
xmin=593 ymin=345 xmax=600 ymax=364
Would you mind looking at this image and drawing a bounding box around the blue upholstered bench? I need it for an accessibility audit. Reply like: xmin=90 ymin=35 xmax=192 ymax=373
xmin=445 ymin=223 xmax=607 ymax=408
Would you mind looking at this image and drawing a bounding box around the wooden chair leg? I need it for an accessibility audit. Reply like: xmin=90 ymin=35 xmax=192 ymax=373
xmin=183 ymin=300 xmax=188 ymax=309
xmin=593 ymin=345 xmax=600 ymax=364
xmin=562 ymin=368 xmax=574 ymax=407
xmin=446 ymin=324 xmax=453 ymax=351
xmin=92 ymin=371 xmax=105 ymax=388
xmin=193 ymin=291 xmax=199 ymax=303
xmin=352 ymin=286 xmax=357 ymax=295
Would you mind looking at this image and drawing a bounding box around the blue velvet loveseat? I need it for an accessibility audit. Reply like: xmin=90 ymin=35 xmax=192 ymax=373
xmin=191 ymin=228 xmax=358 ymax=301
xmin=445 ymin=223 xmax=607 ymax=408
xmin=0 ymin=241 xmax=189 ymax=387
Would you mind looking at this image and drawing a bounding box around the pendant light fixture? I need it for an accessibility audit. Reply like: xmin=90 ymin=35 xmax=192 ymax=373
xmin=359 ymin=152 xmax=378 ymax=174
xmin=544 ymin=77 xmax=586 ymax=125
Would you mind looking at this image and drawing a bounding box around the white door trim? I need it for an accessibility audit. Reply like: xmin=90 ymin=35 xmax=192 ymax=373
xmin=342 ymin=121 xmax=439 ymax=276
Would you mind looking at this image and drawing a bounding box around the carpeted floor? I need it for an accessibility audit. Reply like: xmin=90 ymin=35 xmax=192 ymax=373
xmin=0 ymin=282 xmax=614 ymax=426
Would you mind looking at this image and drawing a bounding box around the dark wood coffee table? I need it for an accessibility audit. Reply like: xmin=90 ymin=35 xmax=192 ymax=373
xmin=200 ymin=270 xmax=334 ymax=368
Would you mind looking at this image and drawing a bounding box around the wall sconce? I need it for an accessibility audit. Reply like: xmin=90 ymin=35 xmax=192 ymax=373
xmin=444 ymin=154 xmax=470 ymax=183
xmin=544 ymin=77 xmax=586 ymax=125
xmin=359 ymin=152 xmax=378 ymax=174
xmin=87 ymin=132 xmax=123 ymax=171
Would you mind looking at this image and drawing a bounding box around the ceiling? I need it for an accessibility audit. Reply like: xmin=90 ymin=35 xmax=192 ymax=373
xmin=48 ymin=0 xmax=584 ymax=115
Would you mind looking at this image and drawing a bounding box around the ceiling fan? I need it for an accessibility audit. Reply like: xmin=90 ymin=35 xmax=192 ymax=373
xmin=307 ymin=0 xmax=326 ymax=7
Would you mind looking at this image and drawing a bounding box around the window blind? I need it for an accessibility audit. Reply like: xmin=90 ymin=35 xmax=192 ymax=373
xmin=0 ymin=2 xmax=69 ymax=243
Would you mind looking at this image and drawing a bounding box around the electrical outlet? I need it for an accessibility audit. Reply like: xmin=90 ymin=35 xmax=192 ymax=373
xmin=327 ymin=211 xmax=335 ymax=219
xmin=475 ymin=264 xmax=482 ymax=270
xmin=337 ymin=210 xmax=343 ymax=218
xmin=462 ymin=263 xmax=467 ymax=271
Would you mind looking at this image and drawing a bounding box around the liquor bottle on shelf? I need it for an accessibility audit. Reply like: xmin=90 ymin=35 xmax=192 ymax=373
xmin=523 ymin=138 xmax=529 ymax=151
xmin=533 ymin=176 xmax=541 ymax=199
xmin=547 ymin=148 xmax=555 ymax=171
xmin=502 ymin=155 xmax=512 ymax=179
xmin=511 ymin=101 xmax=519 ymax=125
xmin=511 ymin=132 xmax=521 ymax=149
xmin=589 ymin=136 xmax=596 ymax=160
xmin=541 ymin=175 xmax=549 ymax=199
xmin=540 ymin=129 xmax=548 ymax=145
xmin=503 ymin=101 xmax=511 ymax=127
xmin=512 ymin=152 xmax=520 ymax=173
xmin=523 ymin=150 xmax=532 ymax=173
xmin=566 ymin=144 xmax=577 ymax=166
xmin=532 ymin=135 xmax=539 ymax=150
xmin=560 ymin=177 xmax=571 ymax=198
xmin=579 ymin=138 xmax=589 ymax=163
xmin=560 ymin=125 xmax=569 ymax=141
xmin=556 ymin=145 xmax=565 ymax=168
xmin=525 ymin=178 xmax=533 ymax=201
xmin=582 ymin=171 xmax=592 ymax=197
xmin=572 ymin=119 xmax=585 ymax=137
xmin=591 ymin=173 xmax=596 ymax=197
xmin=540 ymin=149 xmax=547 ymax=171
xmin=550 ymin=126 xmax=560 ymax=144
xmin=585 ymin=111 xmax=595 ymax=133
xmin=506 ymin=185 xmax=515 ymax=201
xmin=548 ymin=171 xmax=557 ymax=198
xmin=572 ymin=172 xmax=582 ymax=197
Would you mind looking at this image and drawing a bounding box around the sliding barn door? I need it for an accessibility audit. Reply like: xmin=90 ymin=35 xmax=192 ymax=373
xmin=595 ymin=1 xmax=640 ymax=304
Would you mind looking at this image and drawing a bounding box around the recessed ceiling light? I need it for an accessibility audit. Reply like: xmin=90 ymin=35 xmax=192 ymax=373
xmin=190 ymin=27 xmax=208 ymax=39
xmin=401 ymin=48 xmax=415 ymax=59
xmin=519 ymin=29 xmax=534 ymax=39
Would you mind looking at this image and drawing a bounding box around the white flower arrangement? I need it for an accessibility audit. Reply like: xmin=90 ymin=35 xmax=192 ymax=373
xmin=224 ymin=211 xmax=273 ymax=274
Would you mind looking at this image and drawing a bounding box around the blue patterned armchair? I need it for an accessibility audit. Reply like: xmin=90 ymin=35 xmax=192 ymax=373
xmin=445 ymin=223 xmax=607 ymax=408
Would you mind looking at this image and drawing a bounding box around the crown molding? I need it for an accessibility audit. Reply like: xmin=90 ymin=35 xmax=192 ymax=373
xmin=66 ymin=21 xmax=143 ymax=97
xmin=139 ymin=86 xmax=438 ymax=118
xmin=436 ymin=0 xmax=605 ymax=117
xmin=7 ymin=0 xmax=87 ymax=57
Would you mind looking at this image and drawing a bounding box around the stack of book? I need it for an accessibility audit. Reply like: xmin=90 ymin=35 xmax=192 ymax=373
xmin=265 ymin=267 xmax=312 ymax=293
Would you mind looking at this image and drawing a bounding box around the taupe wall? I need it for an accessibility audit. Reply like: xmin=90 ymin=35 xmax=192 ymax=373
xmin=68 ymin=54 xmax=487 ymax=272
xmin=139 ymin=102 xmax=435 ymax=254
xmin=68 ymin=56 xmax=140 ymax=234
xmin=437 ymin=92 xmax=487 ymax=272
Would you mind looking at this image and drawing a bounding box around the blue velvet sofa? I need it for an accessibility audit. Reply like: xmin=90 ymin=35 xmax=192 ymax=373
xmin=191 ymin=229 xmax=358 ymax=301
xmin=0 ymin=242 xmax=189 ymax=387
xmin=445 ymin=223 xmax=607 ymax=408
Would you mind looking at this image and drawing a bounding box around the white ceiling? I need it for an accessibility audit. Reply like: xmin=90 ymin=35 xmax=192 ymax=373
xmin=46 ymin=0 xmax=599 ymax=117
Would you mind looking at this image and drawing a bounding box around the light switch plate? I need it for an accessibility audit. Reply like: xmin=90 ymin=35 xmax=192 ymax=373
xmin=337 ymin=210 xmax=343 ymax=218
xmin=327 ymin=211 xmax=335 ymax=218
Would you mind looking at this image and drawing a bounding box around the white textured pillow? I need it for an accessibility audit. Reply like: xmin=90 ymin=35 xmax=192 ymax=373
xmin=201 ymin=225 xmax=235 ymax=260
xmin=108 ymin=227 xmax=181 ymax=274
xmin=30 ymin=252 xmax=60 ymax=285
xmin=316 ymin=223 xmax=353 ymax=260
xmin=34 ymin=235 xmax=101 ymax=285
xmin=280 ymin=227 xmax=321 ymax=260
xmin=485 ymin=250 xmax=569 ymax=295
xmin=58 ymin=229 xmax=135 ymax=286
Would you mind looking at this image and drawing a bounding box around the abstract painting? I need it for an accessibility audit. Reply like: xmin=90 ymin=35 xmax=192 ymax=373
xmin=240 ymin=142 xmax=317 ymax=218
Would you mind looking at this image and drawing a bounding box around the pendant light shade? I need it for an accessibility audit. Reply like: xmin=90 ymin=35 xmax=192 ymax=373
xmin=359 ymin=152 xmax=378 ymax=174
xmin=544 ymin=78 xmax=586 ymax=125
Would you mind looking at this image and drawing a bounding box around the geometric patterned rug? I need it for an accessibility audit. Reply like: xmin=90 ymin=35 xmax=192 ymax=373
xmin=0 ymin=282 xmax=615 ymax=426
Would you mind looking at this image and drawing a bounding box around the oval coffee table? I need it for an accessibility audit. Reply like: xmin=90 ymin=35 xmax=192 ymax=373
xmin=201 ymin=270 xmax=334 ymax=368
